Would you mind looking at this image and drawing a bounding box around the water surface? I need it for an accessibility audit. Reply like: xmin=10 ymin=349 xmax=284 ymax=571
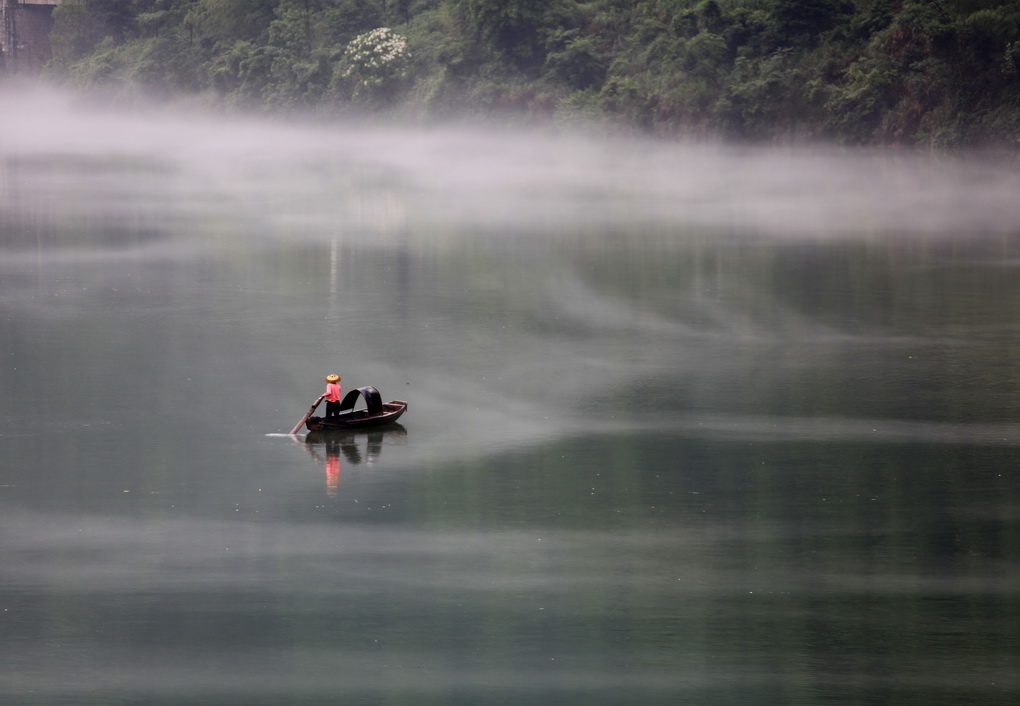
xmin=2 ymin=88 xmax=1019 ymax=705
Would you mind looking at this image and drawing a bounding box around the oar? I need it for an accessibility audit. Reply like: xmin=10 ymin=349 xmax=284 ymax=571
xmin=289 ymin=396 xmax=324 ymax=435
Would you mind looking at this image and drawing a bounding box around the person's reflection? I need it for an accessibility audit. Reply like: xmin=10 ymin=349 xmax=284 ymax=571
xmin=326 ymin=435 xmax=371 ymax=494
xmin=303 ymin=436 xmax=348 ymax=497
xmin=324 ymin=438 xmax=341 ymax=497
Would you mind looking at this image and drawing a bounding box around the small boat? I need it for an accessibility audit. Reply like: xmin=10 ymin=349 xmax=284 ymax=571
xmin=304 ymin=386 xmax=407 ymax=431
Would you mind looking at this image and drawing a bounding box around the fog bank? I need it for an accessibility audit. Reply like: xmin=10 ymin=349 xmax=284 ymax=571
xmin=4 ymin=86 xmax=1020 ymax=240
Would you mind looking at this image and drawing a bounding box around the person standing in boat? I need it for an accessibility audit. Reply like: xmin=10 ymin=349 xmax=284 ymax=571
xmin=321 ymin=374 xmax=343 ymax=418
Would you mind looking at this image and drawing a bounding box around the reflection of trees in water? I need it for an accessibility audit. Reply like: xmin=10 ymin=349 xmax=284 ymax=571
xmin=303 ymin=425 xmax=407 ymax=496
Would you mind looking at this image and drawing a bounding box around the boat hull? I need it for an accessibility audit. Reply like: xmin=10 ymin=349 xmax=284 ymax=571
xmin=305 ymin=400 xmax=407 ymax=431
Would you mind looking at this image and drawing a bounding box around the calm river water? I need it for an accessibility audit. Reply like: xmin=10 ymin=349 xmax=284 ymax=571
xmin=2 ymin=88 xmax=1020 ymax=705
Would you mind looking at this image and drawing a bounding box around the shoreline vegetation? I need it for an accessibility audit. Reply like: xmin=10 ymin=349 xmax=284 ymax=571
xmin=32 ymin=1 xmax=1020 ymax=149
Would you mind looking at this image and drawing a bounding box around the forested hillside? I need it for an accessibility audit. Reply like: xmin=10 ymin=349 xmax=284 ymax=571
xmin=44 ymin=1 xmax=1020 ymax=148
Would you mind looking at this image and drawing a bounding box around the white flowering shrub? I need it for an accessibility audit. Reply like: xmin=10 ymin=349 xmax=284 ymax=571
xmin=339 ymin=28 xmax=412 ymax=100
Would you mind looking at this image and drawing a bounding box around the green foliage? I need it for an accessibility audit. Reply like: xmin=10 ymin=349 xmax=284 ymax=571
xmin=318 ymin=0 xmax=387 ymax=46
xmin=772 ymin=0 xmax=852 ymax=45
xmin=459 ymin=0 xmax=580 ymax=72
xmin=544 ymin=29 xmax=607 ymax=90
xmin=190 ymin=0 xmax=278 ymax=44
xmin=41 ymin=0 xmax=1020 ymax=147
xmin=49 ymin=0 xmax=97 ymax=69
xmin=718 ymin=49 xmax=822 ymax=140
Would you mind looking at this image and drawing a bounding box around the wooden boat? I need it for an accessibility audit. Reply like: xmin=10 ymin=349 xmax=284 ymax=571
xmin=303 ymin=386 xmax=407 ymax=431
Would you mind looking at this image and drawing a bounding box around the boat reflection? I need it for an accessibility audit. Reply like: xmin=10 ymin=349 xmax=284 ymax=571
xmin=303 ymin=425 xmax=407 ymax=496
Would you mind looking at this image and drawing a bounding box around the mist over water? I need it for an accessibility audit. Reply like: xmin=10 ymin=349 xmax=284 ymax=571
xmin=6 ymin=85 xmax=1020 ymax=242
xmin=3 ymin=84 xmax=1020 ymax=705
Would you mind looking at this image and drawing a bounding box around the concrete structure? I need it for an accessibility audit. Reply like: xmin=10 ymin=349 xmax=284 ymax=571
xmin=1 ymin=0 xmax=60 ymax=74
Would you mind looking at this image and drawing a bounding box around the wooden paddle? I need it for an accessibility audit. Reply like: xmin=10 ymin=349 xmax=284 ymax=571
xmin=289 ymin=396 xmax=324 ymax=435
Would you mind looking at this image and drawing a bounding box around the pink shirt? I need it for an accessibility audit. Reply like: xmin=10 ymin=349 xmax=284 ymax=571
xmin=323 ymin=382 xmax=342 ymax=402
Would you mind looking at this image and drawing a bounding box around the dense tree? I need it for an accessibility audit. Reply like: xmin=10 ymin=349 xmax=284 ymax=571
xmin=39 ymin=0 xmax=1020 ymax=148
xmin=772 ymin=0 xmax=852 ymax=45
